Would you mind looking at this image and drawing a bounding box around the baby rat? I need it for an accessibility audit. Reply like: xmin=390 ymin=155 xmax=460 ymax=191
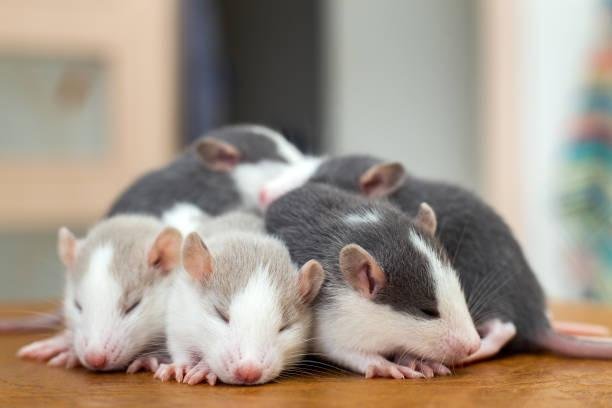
xmin=108 ymin=124 xmax=304 ymax=217
xmin=156 ymin=209 xmax=324 ymax=385
xmin=18 ymin=215 xmax=182 ymax=372
xmin=263 ymin=155 xmax=612 ymax=362
xmin=265 ymin=183 xmax=481 ymax=379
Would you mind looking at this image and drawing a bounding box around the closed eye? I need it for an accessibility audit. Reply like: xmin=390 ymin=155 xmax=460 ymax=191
xmin=279 ymin=322 xmax=292 ymax=333
xmin=124 ymin=300 xmax=141 ymax=315
xmin=419 ymin=307 xmax=440 ymax=319
xmin=215 ymin=307 xmax=230 ymax=324
xmin=74 ymin=300 xmax=82 ymax=312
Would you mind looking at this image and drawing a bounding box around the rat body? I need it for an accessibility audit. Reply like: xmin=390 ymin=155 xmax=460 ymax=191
xmin=265 ymin=183 xmax=481 ymax=378
xmin=155 ymin=207 xmax=324 ymax=385
xmin=18 ymin=215 xmax=183 ymax=372
xmin=261 ymin=155 xmax=612 ymax=362
xmin=108 ymin=124 xmax=303 ymax=217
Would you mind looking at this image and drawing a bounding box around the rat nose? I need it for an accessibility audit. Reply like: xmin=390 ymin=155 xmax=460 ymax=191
xmin=258 ymin=189 xmax=270 ymax=208
xmin=234 ymin=362 xmax=263 ymax=384
xmin=446 ymin=336 xmax=479 ymax=359
xmin=84 ymin=350 xmax=107 ymax=369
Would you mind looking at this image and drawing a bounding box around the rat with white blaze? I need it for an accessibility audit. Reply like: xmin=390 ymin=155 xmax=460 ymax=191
xmin=265 ymin=183 xmax=481 ymax=378
xmin=17 ymin=215 xmax=183 ymax=372
xmin=156 ymin=209 xmax=324 ymax=385
xmin=261 ymin=155 xmax=612 ymax=363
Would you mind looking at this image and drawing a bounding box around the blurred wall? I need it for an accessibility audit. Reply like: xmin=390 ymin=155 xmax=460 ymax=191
xmin=519 ymin=0 xmax=599 ymax=298
xmin=323 ymin=0 xmax=481 ymax=192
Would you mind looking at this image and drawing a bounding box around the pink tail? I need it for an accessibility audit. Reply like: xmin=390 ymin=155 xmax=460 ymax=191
xmin=538 ymin=330 xmax=612 ymax=359
xmin=0 ymin=313 xmax=62 ymax=333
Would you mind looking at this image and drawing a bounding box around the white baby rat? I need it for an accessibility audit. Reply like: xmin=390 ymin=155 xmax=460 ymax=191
xmin=18 ymin=215 xmax=182 ymax=372
xmin=155 ymin=209 xmax=324 ymax=385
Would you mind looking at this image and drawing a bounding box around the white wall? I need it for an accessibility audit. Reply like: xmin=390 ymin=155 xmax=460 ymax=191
xmin=518 ymin=0 xmax=599 ymax=298
xmin=323 ymin=0 xmax=480 ymax=192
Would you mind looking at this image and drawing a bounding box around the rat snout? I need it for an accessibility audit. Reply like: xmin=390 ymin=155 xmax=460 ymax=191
xmin=258 ymin=188 xmax=274 ymax=210
xmin=84 ymin=349 xmax=107 ymax=370
xmin=445 ymin=335 xmax=480 ymax=361
xmin=234 ymin=361 xmax=263 ymax=384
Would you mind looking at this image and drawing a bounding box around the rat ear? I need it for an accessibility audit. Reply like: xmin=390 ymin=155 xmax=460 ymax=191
xmin=339 ymin=244 xmax=386 ymax=299
xmin=195 ymin=137 xmax=242 ymax=172
xmin=297 ymin=259 xmax=325 ymax=304
xmin=358 ymin=162 xmax=406 ymax=198
xmin=182 ymin=232 xmax=214 ymax=282
xmin=58 ymin=227 xmax=79 ymax=269
xmin=415 ymin=202 xmax=437 ymax=236
xmin=148 ymin=227 xmax=182 ymax=274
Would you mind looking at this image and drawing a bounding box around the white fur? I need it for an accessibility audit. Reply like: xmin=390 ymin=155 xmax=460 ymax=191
xmin=258 ymin=156 xmax=323 ymax=208
xmin=344 ymin=209 xmax=381 ymax=225
xmin=162 ymin=202 xmax=208 ymax=237
xmin=232 ymin=161 xmax=291 ymax=209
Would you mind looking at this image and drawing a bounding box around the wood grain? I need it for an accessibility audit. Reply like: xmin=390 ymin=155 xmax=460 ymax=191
xmin=1 ymin=302 xmax=612 ymax=407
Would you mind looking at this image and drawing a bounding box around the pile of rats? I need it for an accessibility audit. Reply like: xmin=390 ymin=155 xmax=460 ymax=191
xmin=4 ymin=124 xmax=612 ymax=386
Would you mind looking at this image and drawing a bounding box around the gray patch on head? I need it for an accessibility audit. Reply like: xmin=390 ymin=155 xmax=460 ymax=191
xmin=203 ymin=125 xmax=286 ymax=163
xmin=71 ymin=215 xmax=165 ymax=304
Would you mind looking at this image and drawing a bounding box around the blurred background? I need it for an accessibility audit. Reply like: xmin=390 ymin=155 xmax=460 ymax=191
xmin=0 ymin=0 xmax=610 ymax=303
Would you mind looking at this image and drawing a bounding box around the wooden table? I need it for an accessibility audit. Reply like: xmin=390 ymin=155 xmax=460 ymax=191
xmin=1 ymin=302 xmax=612 ymax=407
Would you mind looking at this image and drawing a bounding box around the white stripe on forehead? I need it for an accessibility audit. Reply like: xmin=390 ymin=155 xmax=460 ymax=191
xmin=344 ymin=209 xmax=381 ymax=226
xmin=81 ymin=244 xmax=122 ymax=313
xmin=230 ymin=264 xmax=282 ymax=329
xmin=244 ymin=125 xmax=303 ymax=164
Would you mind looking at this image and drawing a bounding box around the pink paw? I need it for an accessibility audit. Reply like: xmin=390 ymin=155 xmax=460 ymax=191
xmin=127 ymin=356 xmax=163 ymax=374
xmin=394 ymin=355 xmax=451 ymax=378
xmin=183 ymin=361 xmax=217 ymax=386
xmin=17 ymin=333 xmax=71 ymax=363
xmin=365 ymin=360 xmax=425 ymax=380
xmin=154 ymin=363 xmax=191 ymax=383
xmin=47 ymin=349 xmax=80 ymax=369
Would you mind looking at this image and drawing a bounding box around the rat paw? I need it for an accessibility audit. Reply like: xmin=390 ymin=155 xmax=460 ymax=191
xmin=47 ymin=349 xmax=80 ymax=369
xmin=17 ymin=333 xmax=71 ymax=363
xmin=182 ymin=361 xmax=216 ymax=386
xmin=154 ymin=363 xmax=191 ymax=383
xmin=127 ymin=356 xmax=163 ymax=374
xmin=364 ymin=360 xmax=425 ymax=380
xmin=394 ymin=355 xmax=451 ymax=378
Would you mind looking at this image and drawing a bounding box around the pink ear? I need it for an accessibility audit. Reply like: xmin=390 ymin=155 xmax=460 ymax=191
xmin=195 ymin=137 xmax=242 ymax=172
xmin=415 ymin=202 xmax=437 ymax=236
xmin=148 ymin=227 xmax=182 ymax=274
xmin=359 ymin=162 xmax=406 ymax=197
xmin=182 ymin=232 xmax=214 ymax=282
xmin=339 ymin=244 xmax=386 ymax=299
xmin=297 ymin=259 xmax=325 ymax=304
xmin=57 ymin=227 xmax=79 ymax=269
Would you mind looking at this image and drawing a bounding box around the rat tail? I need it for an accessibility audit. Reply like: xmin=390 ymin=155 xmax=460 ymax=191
xmin=536 ymin=329 xmax=612 ymax=359
xmin=0 ymin=311 xmax=62 ymax=333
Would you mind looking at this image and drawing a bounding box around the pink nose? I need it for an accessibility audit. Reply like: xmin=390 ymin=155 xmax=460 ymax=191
xmin=234 ymin=363 xmax=263 ymax=384
xmin=84 ymin=350 xmax=107 ymax=369
xmin=258 ymin=189 xmax=270 ymax=208
xmin=447 ymin=336 xmax=480 ymax=359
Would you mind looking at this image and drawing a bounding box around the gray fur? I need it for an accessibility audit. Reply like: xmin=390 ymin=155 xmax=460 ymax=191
xmin=107 ymin=125 xmax=288 ymax=217
xmin=265 ymin=183 xmax=446 ymax=319
xmin=310 ymin=155 xmax=550 ymax=353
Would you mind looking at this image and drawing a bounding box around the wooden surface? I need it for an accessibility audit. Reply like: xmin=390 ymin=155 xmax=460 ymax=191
xmin=1 ymin=302 xmax=612 ymax=407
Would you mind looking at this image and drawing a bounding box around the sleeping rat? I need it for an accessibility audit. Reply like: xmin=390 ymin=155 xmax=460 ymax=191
xmin=17 ymin=215 xmax=183 ymax=372
xmin=261 ymin=154 xmax=612 ymax=362
xmin=265 ymin=182 xmax=481 ymax=378
xmin=156 ymin=208 xmax=324 ymax=385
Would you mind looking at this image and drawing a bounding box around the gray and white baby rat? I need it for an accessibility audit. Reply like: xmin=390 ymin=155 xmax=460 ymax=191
xmin=18 ymin=215 xmax=183 ymax=372
xmin=108 ymin=124 xmax=304 ymax=217
xmin=156 ymin=208 xmax=324 ymax=385
xmin=262 ymin=155 xmax=612 ymax=363
xmin=265 ymin=182 xmax=481 ymax=379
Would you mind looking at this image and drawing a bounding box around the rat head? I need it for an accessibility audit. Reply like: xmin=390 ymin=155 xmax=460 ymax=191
xmin=58 ymin=216 xmax=182 ymax=371
xmin=258 ymin=154 xmax=407 ymax=209
xmin=181 ymin=232 xmax=324 ymax=385
xmin=195 ymin=124 xmax=304 ymax=209
xmin=335 ymin=203 xmax=479 ymax=364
